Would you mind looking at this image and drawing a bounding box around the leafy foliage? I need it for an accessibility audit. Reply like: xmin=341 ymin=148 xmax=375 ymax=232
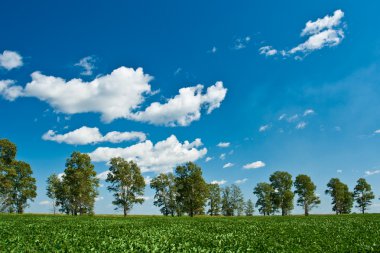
xmin=0 ymin=139 xmax=36 ymax=213
xmin=106 ymin=158 xmax=145 ymax=216
xmin=353 ymin=178 xmax=375 ymax=214
xmin=325 ymin=178 xmax=354 ymax=214
xmin=269 ymin=171 xmax=294 ymax=216
xmin=294 ymin=174 xmax=320 ymax=215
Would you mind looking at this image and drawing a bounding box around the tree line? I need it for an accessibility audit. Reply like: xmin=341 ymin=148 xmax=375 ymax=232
xmin=0 ymin=138 xmax=377 ymax=216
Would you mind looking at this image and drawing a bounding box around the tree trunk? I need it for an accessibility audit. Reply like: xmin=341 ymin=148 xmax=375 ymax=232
xmin=362 ymin=206 xmax=365 ymax=214
xmin=123 ymin=205 xmax=127 ymax=217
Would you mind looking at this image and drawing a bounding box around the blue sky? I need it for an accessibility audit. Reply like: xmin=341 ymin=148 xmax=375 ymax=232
xmin=1 ymin=0 xmax=380 ymax=214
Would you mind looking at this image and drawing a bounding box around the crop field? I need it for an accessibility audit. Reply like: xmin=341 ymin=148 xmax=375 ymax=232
xmin=1 ymin=214 xmax=380 ymax=252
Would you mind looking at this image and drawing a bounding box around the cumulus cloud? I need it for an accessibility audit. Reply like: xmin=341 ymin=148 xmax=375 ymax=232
xmin=259 ymin=124 xmax=271 ymax=132
xmin=0 ymin=67 xmax=227 ymax=126
xmin=211 ymin=180 xmax=227 ymax=185
xmin=42 ymin=126 xmax=146 ymax=145
xmin=296 ymin=121 xmax=307 ymax=129
xmin=235 ymin=178 xmax=248 ymax=184
xmin=132 ymin=81 xmax=227 ymax=126
xmin=233 ymin=36 xmax=251 ymax=50
xmin=303 ymin=109 xmax=315 ymax=116
xmin=217 ymin=142 xmax=230 ymax=148
xmin=205 ymin=157 xmax=213 ymax=162
xmin=259 ymin=46 xmax=278 ymax=56
xmin=0 ymin=50 xmax=23 ymax=70
xmin=219 ymin=153 xmax=226 ymax=160
xmin=223 ymin=162 xmax=234 ymax=168
xmin=0 ymin=80 xmax=23 ymax=101
xmin=337 ymin=169 xmax=342 ymax=174
xmin=259 ymin=10 xmax=345 ymax=59
xmin=89 ymin=135 xmax=207 ymax=173
xmin=96 ymin=171 xmax=111 ymax=180
xmin=75 ymin=56 xmax=96 ymax=76
xmin=365 ymin=170 xmax=380 ymax=177
xmin=243 ymin=161 xmax=265 ymax=169
xmin=374 ymin=129 xmax=380 ymax=134
xmin=39 ymin=200 xmax=51 ymax=206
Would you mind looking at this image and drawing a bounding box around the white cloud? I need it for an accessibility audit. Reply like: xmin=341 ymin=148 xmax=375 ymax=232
xmin=0 ymin=67 xmax=226 ymax=126
xmin=89 ymin=135 xmax=207 ymax=173
xmin=137 ymin=196 xmax=151 ymax=201
xmin=219 ymin=153 xmax=226 ymax=160
xmin=287 ymin=114 xmax=299 ymax=122
xmin=39 ymin=200 xmax=51 ymax=206
xmin=301 ymin=10 xmax=344 ymax=37
xmin=260 ymin=10 xmax=345 ymax=59
xmin=96 ymin=171 xmax=111 ymax=180
xmin=243 ymin=161 xmax=265 ymax=169
xmin=278 ymin=114 xmax=287 ymax=121
xmin=303 ymin=109 xmax=315 ymax=116
xmin=144 ymin=176 xmax=152 ymax=185
xmin=0 ymin=80 xmax=23 ymax=101
xmin=208 ymin=46 xmax=217 ymax=53
xmin=75 ymin=56 xmax=96 ymax=76
xmin=95 ymin=196 xmax=104 ymax=201
xmin=42 ymin=126 xmax=146 ymax=145
xmin=259 ymin=46 xmax=278 ymax=56
xmin=57 ymin=173 xmax=65 ymax=181
xmin=211 ymin=179 xmax=227 ymax=185
xmin=223 ymin=162 xmax=234 ymax=168
xmin=374 ymin=129 xmax=380 ymax=134
xmin=259 ymin=124 xmax=270 ymax=132
xmin=233 ymin=36 xmax=251 ymax=50
xmin=217 ymin=142 xmax=230 ymax=148
xmin=205 ymin=157 xmax=213 ymax=162
xmin=337 ymin=169 xmax=343 ymax=174
xmin=235 ymin=178 xmax=248 ymax=184
xmin=132 ymin=82 xmax=227 ymax=126
xmin=296 ymin=121 xmax=307 ymax=129
xmin=0 ymin=50 xmax=23 ymax=70
xmin=365 ymin=170 xmax=380 ymax=177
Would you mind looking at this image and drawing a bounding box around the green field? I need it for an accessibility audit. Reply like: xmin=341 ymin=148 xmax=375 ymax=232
xmin=1 ymin=214 xmax=380 ymax=252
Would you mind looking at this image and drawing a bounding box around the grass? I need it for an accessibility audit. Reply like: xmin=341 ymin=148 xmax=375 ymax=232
xmin=1 ymin=214 xmax=380 ymax=252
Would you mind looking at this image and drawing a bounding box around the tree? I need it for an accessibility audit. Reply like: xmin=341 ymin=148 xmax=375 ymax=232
xmin=325 ymin=178 xmax=353 ymax=214
xmin=294 ymin=174 xmax=320 ymax=216
xmin=253 ymin=182 xmax=274 ymax=216
xmin=58 ymin=152 xmax=99 ymax=215
xmin=0 ymin=139 xmax=36 ymax=213
xmin=270 ymin=171 xmax=294 ymax=216
xmin=151 ymin=172 xmax=177 ymax=216
xmin=207 ymin=183 xmax=221 ymax=216
xmin=221 ymin=186 xmax=234 ymax=216
xmin=231 ymin=184 xmax=245 ymax=216
xmin=106 ymin=158 xmax=145 ymax=217
xmin=175 ymin=162 xmax=208 ymax=217
xmin=0 ymin=139 xmax=16 ymax=212
xmin=245 ymin=199 xmax=254 ymax=216
xmin=353 ymin=178 xmax=375 ymax=214
xmin=46 ymin=174 xmax=61 ymax=214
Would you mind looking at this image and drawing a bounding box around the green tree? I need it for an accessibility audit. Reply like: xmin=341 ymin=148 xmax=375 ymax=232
xmin=294 ymin=174 xmax=320 ymax=216
xmin=270 ymin=171 xmax=294 ymax=216
xmin=175 ymin=162 xmax=208 ymax=217
xmin=10 ymin=161 xmax=37 ymax=214
xmin=245 ymin=199 xmax=254 ymax=216
xmin=221 ymin=186 xmax=234 ymax=216
xmin=325 ymin=178 xmax=353 ymax=214
xmin=253 ymin=182 xmax=274 ymax=216
xmin=106 ymin=158 xmax=145 ymax=217
xmin=59 ymin=152 xmax=99 ymax=215
xmin=0 ymin=139 xmax=36 ymax=213
xmin=0 ymin=139 xmax=17 ymax=212
xmin=151 ymin=172 xmax=177 ymax=216
xmin=231 ymin=184 xmax=245 ymax=216
xmin=46 ymin=173 xmax=61 ymax=214
xmin=353 ymin=178 xmax=375 ymax=214
xmin=207 ymin=183 xmax=221 ymax=216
